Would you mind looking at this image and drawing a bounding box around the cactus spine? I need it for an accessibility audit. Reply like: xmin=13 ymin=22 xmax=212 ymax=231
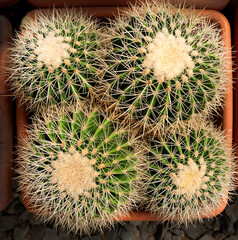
xmin=145 ymin=124 xmax=234 ymax=224
xmin=9 ymin=9 xmax=103 ymax=109
xmin=103 ymin=2 xmax=228 ymax=131
xmin=18 ymin=106 xmax=144 ymax=234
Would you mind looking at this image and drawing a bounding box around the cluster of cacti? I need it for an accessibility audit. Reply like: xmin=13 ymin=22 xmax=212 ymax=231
xmin=8 ymin=0 xmax=235 ymax=235
xmin=9 ymin=9 xmax=103 ymax=109
xmin=18 ymin=106 xmax=144 ymax=234
xmin=145 ymin=124 xmax=234 ymax=224
xmin=103 ymin=2 xmax=228 ymax=131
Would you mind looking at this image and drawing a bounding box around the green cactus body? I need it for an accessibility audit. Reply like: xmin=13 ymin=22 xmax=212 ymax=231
xmin=104 ymin=3 xmax=227 ymax=131
xmin=9 ymin=9 xmax=102 ymax=109
xmin=145 ymin=125 xmax=234 ymax=224
xmin=18 ymin=106 xmax=143 ymax=234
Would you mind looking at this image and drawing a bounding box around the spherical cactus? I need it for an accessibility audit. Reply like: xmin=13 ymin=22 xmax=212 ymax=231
xmin=103 ymin=2 xmax=228 ymax=131
xmin=18 ymin=106 xmax=144 ymax=234
xmin=9 ymin=9 xmax=103 ymax=109
xmin=145 ymin=124 xmax=234 ymax=224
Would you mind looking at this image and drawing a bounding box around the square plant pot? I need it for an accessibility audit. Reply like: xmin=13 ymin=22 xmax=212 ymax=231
xmin=234 ymin=5 xmax=238 ymax=188
xmin=0 ymin=15 xmax=13 ymax=211
xmin=0 ymin=0 xmax=19 ymax=8
xmin=26 ymin=0 xmax=230 ymax=11
xmin=16 ymin=7 xmax=233 ymax=221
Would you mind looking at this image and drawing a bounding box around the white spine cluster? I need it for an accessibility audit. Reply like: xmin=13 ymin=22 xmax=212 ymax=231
xmin=171 ymin=158 xmax=208 ymax=200
xmin=143 ymin=28 xmax=194 ymax=79
xmin=50 ymin=150 xmax=98 ymax=198
xmin=34 ymin=31 xmax=70 ymax=68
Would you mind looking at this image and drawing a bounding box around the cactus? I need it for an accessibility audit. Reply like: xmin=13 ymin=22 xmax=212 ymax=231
xmin=103 ymin=2 xmax=228 ymax=131
xmin=17 ymin=106 xmax=144 ymax=234
xmin=145 ymin=124 xmax=234 ymax=224
xmin=9 ymin=9 xmax=103 ymax=109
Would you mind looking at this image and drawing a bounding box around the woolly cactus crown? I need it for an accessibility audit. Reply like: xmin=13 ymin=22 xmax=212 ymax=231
xmin=18 ymin=106 xmax=144 ymax=234
xmin=145 ymin=123 xmax=234 ymax=224
xmin=9 ymin=9 xmax=103 ymax=109
xmin=103 ymin=1 xmax=228 ymax=131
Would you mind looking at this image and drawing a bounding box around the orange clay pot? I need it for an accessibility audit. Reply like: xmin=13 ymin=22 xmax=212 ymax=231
xmin=0 ymin=0 xmax=19 ymax=8
xmin=0 ymin=15 xmax=13 ymax=211
xmin=234 ymin=6 xmax=238 ymax=189
xmin=26 ymin=0 xmax=230 ymax=11
xmin=16 ymin=8 xmax=233 ymax=221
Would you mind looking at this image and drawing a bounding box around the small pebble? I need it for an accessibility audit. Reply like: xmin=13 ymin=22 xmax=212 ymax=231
xmin=0 ymin=216 xmax=17 ymax=230
xmin=199 ymin=234 xmax=215 ymax=240
xmin=13 ymin=225 xmax=29 ymax=240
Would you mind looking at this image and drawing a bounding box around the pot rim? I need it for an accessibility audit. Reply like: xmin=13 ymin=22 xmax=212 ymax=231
xmin=0 ymin=15 xmax=13 ymax=211
xmin=26 ymin=0 xmax=230 ymax=11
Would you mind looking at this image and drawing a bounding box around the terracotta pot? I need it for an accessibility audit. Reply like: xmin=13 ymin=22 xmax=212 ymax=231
xmin=0 ymin=15 xmax=13 ymax=211
xmin=0 ymin=0 xmax=19 ymax=8
xmin=16 ymin=8 xmax=233 ymax=221
xmin=26 ymin=0 xmax=230 ymax=11
xmin=234 ymin=6 xmax=238 ymax=189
